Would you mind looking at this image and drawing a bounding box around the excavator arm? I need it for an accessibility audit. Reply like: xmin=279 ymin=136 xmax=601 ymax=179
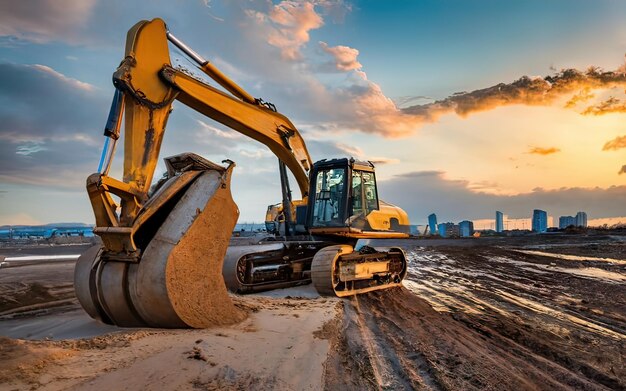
xmin=89 ymin=19 xmax=312 ymax=248
xmin=162 ymin=65 xmax=312 ymax=196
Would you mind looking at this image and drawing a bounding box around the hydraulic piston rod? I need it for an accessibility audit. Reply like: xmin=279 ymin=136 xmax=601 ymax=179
xmin=166 ymin=30 xmax=256 ymax=105
xmin=98 ymin=89 xmax=125 ymax=175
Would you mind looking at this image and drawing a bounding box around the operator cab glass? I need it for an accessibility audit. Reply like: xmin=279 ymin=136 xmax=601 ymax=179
xmin=351 ymin=170 xmax=379 ymax=217
xmin=311 ymin=167 xmax=347 ymax=227
xmin=308 ymin=159 xmax=381 ymax=231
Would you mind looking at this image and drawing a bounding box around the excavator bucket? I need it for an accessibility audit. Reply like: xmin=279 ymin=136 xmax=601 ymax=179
xmin=75 ymin=154 xmax=245 ymax=328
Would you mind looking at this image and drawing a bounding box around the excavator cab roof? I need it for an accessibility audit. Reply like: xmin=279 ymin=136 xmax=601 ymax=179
xmin=312 ymin=157 xmax=376 ymax=173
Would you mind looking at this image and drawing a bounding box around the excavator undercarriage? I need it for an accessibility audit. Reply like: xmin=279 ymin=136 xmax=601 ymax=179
xmin=222 ymin=241 xmax=407 ymax=297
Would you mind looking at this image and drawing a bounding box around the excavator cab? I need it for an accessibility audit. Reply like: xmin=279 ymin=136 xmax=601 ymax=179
xmin=307 ymin=158 xmax=409 ymax=238
xmin=309 ymin=158 xmax=377 ymax=228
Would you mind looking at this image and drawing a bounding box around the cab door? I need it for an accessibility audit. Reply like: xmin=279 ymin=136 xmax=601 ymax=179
xmin=348 ymin=170 xmax=380 ymax=229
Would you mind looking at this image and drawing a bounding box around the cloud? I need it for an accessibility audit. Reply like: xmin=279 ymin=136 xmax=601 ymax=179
xmin=30 ymin=64 xmax=95 ymax=91
xmin=315 ymin=0 xmax=352 ymax=23
xmin=0 ymin=63 xmax=103 ymax=140
xmin=393 ymin=95 xmax=433 ymax=108
xmin=528 ymin=146 xmax=561 ymax=155
xmin=0 ymin=0 xmax=97 ymax=44
xmin=238 ymin=2 xmax=622 ymax=138
xmin=247 ymin=1 xmax=324 ymax=61
xmin=0 ymin=137 xmax=101 ymax=188
xmin=0 ymin=63 xmax=106 ymax=187
xmin=403 ymin=67 xmax=626 ymax=125
xmin=602 ymin=135 xmax=626 ymax=151
xmin=248 ymin=1 xmax=626 ymax=139
xmin=334 ymin=142 xmax=363 ymax=157
xmin=368 ymin=157 xmax=400 ymax=165
xmin=378 ymin=171 xmax=626 ymax=223
xmin=305 ymin=140 xmax=398 ymax=165
xmin=196 ymin=119 xmax=241 ymax=139
xmin=619 ymin=165 xmax=626 ymax=175
xmin=319 ymin=41 xmax=361 ymax=71
xmin=582 ymin=96 xmax=626 ymax=115
xmin=332 ymin=143 xmax=398 ymax=165
xmin=239 ymin=1 xmax=422 ymax=137
xmin=238 ymin=149 xmax=273 ymax=159
xmin=564 ymin=87 xmax=594 ymax=108
xmin=326 ymin=70 xmax=424 ymax=137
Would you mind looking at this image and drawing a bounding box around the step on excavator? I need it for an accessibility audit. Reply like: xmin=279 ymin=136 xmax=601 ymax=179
xmin=74 ymin=19 xmax=410 ymax=328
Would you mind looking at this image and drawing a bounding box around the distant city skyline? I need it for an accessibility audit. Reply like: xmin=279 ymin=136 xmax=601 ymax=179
xmin=426 ymin=209 xmax=609 ymax=232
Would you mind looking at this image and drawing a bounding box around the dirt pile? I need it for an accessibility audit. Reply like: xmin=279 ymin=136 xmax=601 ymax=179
xmin=0 ymin=337 xmax=77 ymax=386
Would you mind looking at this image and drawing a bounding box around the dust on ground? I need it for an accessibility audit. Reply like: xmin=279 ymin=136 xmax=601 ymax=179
xmin=0 ymin=233 xmax=624 ymax=390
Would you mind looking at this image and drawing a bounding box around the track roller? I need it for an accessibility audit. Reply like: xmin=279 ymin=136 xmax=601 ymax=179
xmin=311 ymin=245 xmax=407 ymax=297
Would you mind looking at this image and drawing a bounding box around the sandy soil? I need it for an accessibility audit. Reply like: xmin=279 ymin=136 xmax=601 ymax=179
xmin=1 ymin=233 xmax=624 ymax=390
xmin=0 ymin=289 xmax=340 ymax=390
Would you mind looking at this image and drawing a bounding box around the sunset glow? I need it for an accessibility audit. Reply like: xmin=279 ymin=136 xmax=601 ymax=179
xmin=0 ymin=0 xmax=624 ymax=226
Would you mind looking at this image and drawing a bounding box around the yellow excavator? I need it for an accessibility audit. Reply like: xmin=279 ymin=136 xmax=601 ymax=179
xmin=74 ymin=19 xmax=410 ymax=328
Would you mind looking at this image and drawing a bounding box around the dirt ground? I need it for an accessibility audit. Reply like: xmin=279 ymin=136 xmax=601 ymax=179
xmin=0 ymin=233 xmax=624 ymax=390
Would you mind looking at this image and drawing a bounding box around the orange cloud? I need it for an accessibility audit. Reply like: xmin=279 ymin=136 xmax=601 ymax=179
xmin=602 ymin=135 xmax=626 ymax=151
xmin=252 ymin=1 xmax=324 ymax=61
xmin=582 ymin=97 xmax=626 ymax=115
xmin=528 ymin=146 xmax=561 ymax=155
xmin=319 ymin=41 xmax=362 ymax=71
xmin=403 ymin=67 xmax=626 ymax=123
xmin=564 ymin=87 xmax=594 ymax=108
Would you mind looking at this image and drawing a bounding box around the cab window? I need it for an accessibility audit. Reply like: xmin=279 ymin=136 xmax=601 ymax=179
xmin=362 ymin=171 xmax=379 ymax=214
xmin=311 ymin=168 xmax=346 ymax=227
xmin=351 ymin=170 xmax=378 ymax=216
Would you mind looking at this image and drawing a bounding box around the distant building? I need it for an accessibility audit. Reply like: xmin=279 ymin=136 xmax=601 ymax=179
xmin=532 ymin=209 xmax=548 ymax=233
xmin=428 ymin=213 xmax=438 ymax=235
xmin=495 ymin=211 xmax=503 ymax=233
xmin=438 ymin=222 xmax=459 ymax=238
xmin=559 ymin=216 xmax=576 ymax=229
xmin=459 ymin=220 xmax=474 ymax=237
xmin=409 ymin=225 xmax=422 ymax=236
xmin=575 ymin=211 xmax=588 ymax=228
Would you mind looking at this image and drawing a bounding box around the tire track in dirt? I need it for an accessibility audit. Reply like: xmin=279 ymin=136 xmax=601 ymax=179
xmin=349 ymin=295 xmax=436 ymax=390
xmin=406 ymin=245 xmax=624 ymax=388
xmin=328 ymin=287 xmax=612 ymax=390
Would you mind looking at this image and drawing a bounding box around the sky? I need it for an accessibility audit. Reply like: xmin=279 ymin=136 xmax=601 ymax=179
xmin=0 ymin=0 xmax=625 ymax=227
